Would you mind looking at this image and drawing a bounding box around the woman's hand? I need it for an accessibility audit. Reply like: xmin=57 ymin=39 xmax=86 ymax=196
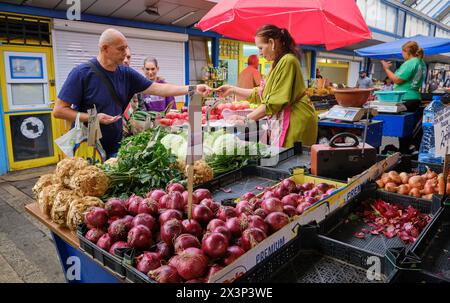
xmin=196 ymin=84 xmax=213 ymax=97
xmin=97 ymin=113 xmax=121 ymax=125
xmin=381 ymin=60 xmax=392 ymax=70
xmin=215 ymin=85 xmax=235 ymax=98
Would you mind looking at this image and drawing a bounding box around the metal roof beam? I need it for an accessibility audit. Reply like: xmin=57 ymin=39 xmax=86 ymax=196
xmin=403 ymin=0 xmax=418 ymax=7
xmin=435 ymin=3 xmax=450 ymax=21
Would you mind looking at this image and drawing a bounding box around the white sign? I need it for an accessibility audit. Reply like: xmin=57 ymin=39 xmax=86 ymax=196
xmin=434 ymin=106 xmax=450 ymax=157
xmin=20 ymin=117 xmax=44 ymax=139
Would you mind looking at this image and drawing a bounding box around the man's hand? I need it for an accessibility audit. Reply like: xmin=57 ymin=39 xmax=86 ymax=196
xmin=196 ymin=84 xmax=213 ymax=97
xmin=215 ymin=85 xmax=234 ymax=98
xmin=97 ymin=113 xmax=121 ymax=125
xmin=381 ymin=60 xmax=392 ymax=70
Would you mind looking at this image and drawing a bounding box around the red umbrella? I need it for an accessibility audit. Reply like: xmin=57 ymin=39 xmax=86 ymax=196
xmin=197 ymin=0 xmax=371 ymax=50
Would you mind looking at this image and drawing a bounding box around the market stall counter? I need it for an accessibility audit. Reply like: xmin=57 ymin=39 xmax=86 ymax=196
xmin=25 ymin=203 xmax=122 ymax=283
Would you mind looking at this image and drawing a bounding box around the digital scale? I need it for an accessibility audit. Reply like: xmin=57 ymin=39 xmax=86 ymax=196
xmin=324 ymin=105 xmax=377 ymax=122
xmin=366 ymin=101 xmax=407 ymax=113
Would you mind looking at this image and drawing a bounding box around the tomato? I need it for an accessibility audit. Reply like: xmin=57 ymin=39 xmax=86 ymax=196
xmin=229 ymin=103 xmax=237 ymax=111
xmin=209 ymin=114 xmax=218 ymax=121
xmin=201 ymin=118 xmax=206 ymax=125
xmin=160 ymin=118 xmax=173 ymax=126
xmin=182 ymin=112 xmax=189 ymax=119
xmin=172 ymin=118 xmax=181 ymax=125
xmin=202 ymin=106 xmax=207 ymax=114
xmin=165 ymin=112 xmax=177 ymax=119
xmin=240 ymin=101 xmax=250 ymax=109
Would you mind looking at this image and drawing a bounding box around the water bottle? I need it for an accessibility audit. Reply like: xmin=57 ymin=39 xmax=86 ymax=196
xmin=418 ymin=96 xmax=445 ymax=164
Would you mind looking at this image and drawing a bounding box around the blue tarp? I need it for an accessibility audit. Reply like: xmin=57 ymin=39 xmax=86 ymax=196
xmin=355 ymin=35 xmax=450 ymax=59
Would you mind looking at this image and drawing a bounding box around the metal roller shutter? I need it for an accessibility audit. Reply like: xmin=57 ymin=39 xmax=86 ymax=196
xmin=52 ymin=20 xmax=186 ymax=93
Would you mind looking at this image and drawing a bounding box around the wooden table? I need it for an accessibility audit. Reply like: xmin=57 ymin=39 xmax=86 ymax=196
xmin=25 ymin=202 xmax=79 ymax=247
xmin=25 ymin=202 xmax=121 ymax=283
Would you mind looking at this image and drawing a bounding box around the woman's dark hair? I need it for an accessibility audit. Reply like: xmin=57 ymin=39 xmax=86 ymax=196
xmin=255 ymin=24 xmax=301 ymax=69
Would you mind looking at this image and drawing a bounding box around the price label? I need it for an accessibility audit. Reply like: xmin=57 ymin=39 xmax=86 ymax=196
xmin=434 ymin=106 xmax=450 ymax=157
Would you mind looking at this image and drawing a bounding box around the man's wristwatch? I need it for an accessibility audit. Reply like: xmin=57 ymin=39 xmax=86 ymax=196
xmin=188 ymin=85 xmax=197 ymax=95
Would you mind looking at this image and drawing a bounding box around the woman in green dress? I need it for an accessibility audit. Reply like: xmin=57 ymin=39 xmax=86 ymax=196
xmin=216 ymin=24 xmax=318 ymax=148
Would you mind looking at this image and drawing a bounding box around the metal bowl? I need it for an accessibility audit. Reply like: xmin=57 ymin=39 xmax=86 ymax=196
xmin=333 ymin=88 xmax=373 ymax=107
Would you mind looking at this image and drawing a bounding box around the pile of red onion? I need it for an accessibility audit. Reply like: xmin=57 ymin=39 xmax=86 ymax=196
xmin=352 ymin=199 xmax=431 ymax=244
xmin=83 ymin=179 xmax=336 ymax=283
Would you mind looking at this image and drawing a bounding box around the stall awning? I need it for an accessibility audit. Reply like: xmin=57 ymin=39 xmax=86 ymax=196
xmin=354 ymin=35 xmax=450 ymax=59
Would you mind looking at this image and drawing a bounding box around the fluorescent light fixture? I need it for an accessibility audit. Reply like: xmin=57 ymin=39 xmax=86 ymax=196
xmin=171 ymin=11 xmax=195 ymax=25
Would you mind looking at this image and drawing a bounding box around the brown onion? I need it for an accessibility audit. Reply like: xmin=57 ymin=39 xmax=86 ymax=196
xmin=375 ymin=179 xmax=385 ymax=188
xmin=408 ymin=176 xmax=425 ymax=189
xmin=384 ymin=182 xmax=398 ymax=193
xmin=397 ymin=184 xmax=410 ymax=195
xmin=388 ymin=171 xmax=401 ymax=184
xmin=399 ymin=172 xmax=409 ymax=184
xmin=409 ymin=188 xmax=421 ymax=198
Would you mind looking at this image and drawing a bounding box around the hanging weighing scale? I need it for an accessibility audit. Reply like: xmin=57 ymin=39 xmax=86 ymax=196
xmin=325 ymin=105 xmax=377 ymax=122
xmin=366 ymin=101 xmax=407 ymax=113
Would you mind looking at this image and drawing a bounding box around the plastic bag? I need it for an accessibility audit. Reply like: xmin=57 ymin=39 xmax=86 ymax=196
xmin=55 ymin=113 xmax=106 ymax=164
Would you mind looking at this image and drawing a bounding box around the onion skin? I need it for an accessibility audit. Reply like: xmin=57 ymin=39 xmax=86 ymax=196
xmin=409 ymin=175 xmax=425 ymax=189
xmin=375 ymin=179 xmax=385 ymax=188
xmin=388 ymin=171 xmax=401 ymax=184
xmin=384 ymin=182 xmax=398 ymax=193
xmin=399 ymin=172 xmax=409 ymax=184
xmin=409 ymin=188 xmax=421 ymax=198
xmin=397 ymin=184 xmax=411 ymax=195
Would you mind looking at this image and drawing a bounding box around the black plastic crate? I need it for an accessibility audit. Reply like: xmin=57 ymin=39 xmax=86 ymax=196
xmin=236 ymin=225 xmax=317 ymax=283
xmin=316 ymin=187 xmax=441 ymax=281
xmin=197 ymin=165 xmax=289 ymax=203
xmin=77 ymin=224 xmax=127 ymax=279
xmin=409 ymin=207 xmax=450 ymax=282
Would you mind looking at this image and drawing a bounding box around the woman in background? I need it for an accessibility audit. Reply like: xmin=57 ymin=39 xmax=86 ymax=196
xmin=137 ymin=57 xmax=176 ymax=112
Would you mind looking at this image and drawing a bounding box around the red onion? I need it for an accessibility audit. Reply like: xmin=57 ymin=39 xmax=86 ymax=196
xmin=240 ymin=228 xmax=267 ymax=251
xmin=192 ymin=204 xmax=214 ymax=223
xmin=127 ymin=194 xmax=143 ymax=215
xmin=281 ymin=178 xmax=296 ymax=193
xmin=158 ymin=209 xmax=183 ymax=225
xmin=296 ymin=202 xmax=312 ymax=215
xmin=236 ymin=200 xmax=254 ymax=215
xmin=262 ymin=191 xmax=276 ymax=200
xmin=265 ymin=212 xmax=290 ymax=233
xmin=136 ymin=252 xmax=161 ymax=274
xmin=176 ymin=248 xmax=209 ymax=280
xmin=181 ymin=219 xmax=203 ymax=238
xmin=216 ymin=206 xmax=238 ymax=221
xmin=223 ymin=245 xmax=245 ymax=266
xmin=200 ymin=199 xmax=220 ymax=215
xmin=166 ymin=191 xmax=184 ymax=211
xmin=108 ymin=219 xmax=129 ymax=242
xmin=207 ymin=219 xmax=226 ymax=232
xmin=302 ymin=182 xmax=314 ymax=190
xmin=105 ymin=198 xmax=127 ymax=218
xmin=109 ymin=241 xmax=130 ymax=256
xmin=281 ymin=194 xmax=299 ymax=207
xmin=85 ymin=228 xmax=105 ymax=244
xmin=182 ymin=191 xmax=199 ymax=206
xmin=174 ymin=234 xmax=201 ymax=254
xmin=132 ymin=213 xmax=156 ymax=232
xmin=253 ymin=208 xmax=267 ymax=219
xmin=251 ymin=198 xmax=262 ymax=209
xmin=193 ymin=189 xmax=212 ymax=202
xmin=148 ymin=265 xmax=182 ymax=283
xmin=97 ymin=233 xmax=112 ymax=251
xmin=148 ymin=189 xmax=166 ymax=203
xmin=168 ymin=255 xmax=180 ymax=268
xmin=186 ymin=278 xmax=206 ymax=283
xmin=213 ymin=226 xmax=232 ymax=243
xmin=138 ymin=198 xmax=159 ymax=216
xmin=247 ymin=215 xmax=269 ymax=234
xmin=155 ymin=242 xmax=173 ymax=261
xmin=166 ymin=182 xmax=185 ymax=193
xmin=160 ymin=219 xmax=183 ymax=246
xmin=201 ymin=232 xmax=228 ymax=258
xmin=304 ymin=197 xmax=317 ymax=204
xmin=273 ymin=186 xmax=288 ymax=199
xmin=295 ymin=184 xmax=305 ymax=193
xmin=159 ymin=194 xmax=172 ymax=209
xmin=316 ymin=183 xmax=330 ymax=193
xmin=122 ymin=215 xmax=134 ymax=230
xmin=84 ymin=207 xmax=108 ymax=228
xmin=283 ymin=205 xmax=297 ymax=217
xmin=241 ymin=192 xmax=256 ymax=201
xmin=107 ymin=216 xmax=121 ymax=225
xmin=127 ymin=225 xmax=152 ymax=250
xmin=225 ymin=217 xmax=244 ymax=237
xmin=261 ymin=198 xmax=283 ymax=214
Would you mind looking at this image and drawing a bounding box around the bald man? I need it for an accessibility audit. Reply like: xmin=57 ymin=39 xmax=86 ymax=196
xmin=54 ymin=28 xmax=211 ymax=157
xmin=237 ymin=55 xmax=261 ymax=89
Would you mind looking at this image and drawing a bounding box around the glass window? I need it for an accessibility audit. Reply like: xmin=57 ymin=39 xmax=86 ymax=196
xmin=10 ymin=83 xmax=45 ymax=106
xmin=9 ymin=113 xmax=54 ymax=161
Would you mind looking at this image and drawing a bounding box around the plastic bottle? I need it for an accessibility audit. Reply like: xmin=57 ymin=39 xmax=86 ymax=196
xmin=418 ymin=96 xmax=445 ymax=164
